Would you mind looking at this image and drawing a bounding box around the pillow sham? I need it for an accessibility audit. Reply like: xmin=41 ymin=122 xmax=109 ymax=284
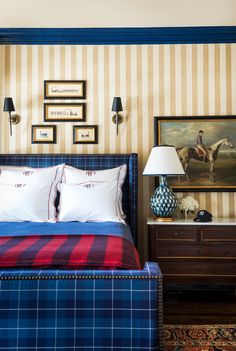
xmin=0 ymin=164 xmax=64 ymax=220
xmin=62 ymin=164 xmax=127 ymax=218
xmin=0 ymin=164 xmax=64 ymax=185
xmin=63 ymin=164 xmax=127 ymax=183
xmin=58 ymin=182 xmax=124 ymax=223
xmin=0 ymin=183 xmax=56 ymax=222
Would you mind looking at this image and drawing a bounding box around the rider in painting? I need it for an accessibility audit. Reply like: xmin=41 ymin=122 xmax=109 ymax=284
xmin=196 ymin=130 xmax=208 ymax=162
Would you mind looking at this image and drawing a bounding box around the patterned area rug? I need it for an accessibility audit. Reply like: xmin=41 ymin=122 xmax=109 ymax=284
xmin=163 ymin=324 xmax=236 ymax=351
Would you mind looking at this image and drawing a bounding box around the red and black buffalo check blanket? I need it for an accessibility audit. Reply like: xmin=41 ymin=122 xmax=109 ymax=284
xmin=0 ymin=234 xmax=141 ymax=269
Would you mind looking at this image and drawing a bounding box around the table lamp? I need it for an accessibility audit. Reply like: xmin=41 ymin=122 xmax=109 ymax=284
xmin=143 ymin=145 xmax=185 ymax=221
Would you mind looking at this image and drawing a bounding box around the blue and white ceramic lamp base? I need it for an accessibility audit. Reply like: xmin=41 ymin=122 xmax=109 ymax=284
xmin=150 ymin=176 xmax=178 ymax=222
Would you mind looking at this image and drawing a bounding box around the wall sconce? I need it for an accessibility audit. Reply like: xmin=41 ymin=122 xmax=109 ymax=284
xmin=111 ymin=97 xmax=123 ymax=135
xmin=3 ymin=97 xmax=20 ymax=136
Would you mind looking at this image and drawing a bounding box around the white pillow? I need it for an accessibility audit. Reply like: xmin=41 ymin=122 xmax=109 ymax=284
xmin=58 ymin=182 xmax=124 ymax=223
xmin=63 ymin=164 xmax=127 ymax=218
xmin=63 ymin=164 xmax=127 ymax=183
xmin=0 ymin=164 xmax=64 ymax=185
xmin=0 ymin=164 xmax=64 ymax=221
xmin=0 ymin=183 xmax=56 ymax=222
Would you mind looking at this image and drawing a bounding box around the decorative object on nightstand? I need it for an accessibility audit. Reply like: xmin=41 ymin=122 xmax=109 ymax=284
xmin=179 ymin=195 xmax=199 ymax=221
xmin=3 ymin=97 xmax=20 ymax=136
xmin=194 ymin=209 xmax=213 ymax=222
xmin=111 ymin=97 xmax=123 ymax=135
xmin=143 ymin=145 xmax=185 ymax=222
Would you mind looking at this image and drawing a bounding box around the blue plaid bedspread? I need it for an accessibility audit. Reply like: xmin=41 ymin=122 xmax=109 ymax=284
xmin=0 ymin=262 xmax=163 ymax=350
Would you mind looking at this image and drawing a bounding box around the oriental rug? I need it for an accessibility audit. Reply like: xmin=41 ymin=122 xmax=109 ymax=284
xmin=163 ymin=324 xmax=236 ymax=351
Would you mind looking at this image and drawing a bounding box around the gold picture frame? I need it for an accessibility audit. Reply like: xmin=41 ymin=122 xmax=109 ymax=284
xmin=73 ymin=125 xmax=98 ymax=144
xmin=44 ymin=80 xmax=86 ymax=99
xmin=44 ymin=103 xmax=86 ymax=122
xmin=154 ymin=116 xmax=236 ymax=192
xmin=32 ymin=125 xmax=57 ymax=144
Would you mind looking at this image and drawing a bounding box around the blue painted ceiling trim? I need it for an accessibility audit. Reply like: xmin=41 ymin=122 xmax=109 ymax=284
xmin=0 ymin=27 xmax=236 ymax=45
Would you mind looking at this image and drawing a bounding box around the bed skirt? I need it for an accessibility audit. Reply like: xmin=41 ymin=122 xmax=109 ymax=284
xmin=0 ymin=262 xmax=163 ymax=351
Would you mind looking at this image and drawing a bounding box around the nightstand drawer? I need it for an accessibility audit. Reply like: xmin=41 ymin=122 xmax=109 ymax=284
xmin=201 ymin=227 xmax=236 ymax=241
xmin=147 ymin=220 xmax=236 ymax=285
xmin=155 ymin=226 xmax=197 ymax=241
xmin=159 ymin=259 xmax=236 ymax=276
xmin=156 ymin=243 xmax=236 ymax=258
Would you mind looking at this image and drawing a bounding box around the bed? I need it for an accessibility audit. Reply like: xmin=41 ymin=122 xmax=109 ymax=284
xmin=0 ymin=153 xmax=163 ymax=351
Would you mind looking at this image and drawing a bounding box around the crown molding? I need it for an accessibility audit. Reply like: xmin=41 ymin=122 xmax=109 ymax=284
xmin=0 ymin=27 xmax=236 ymax=45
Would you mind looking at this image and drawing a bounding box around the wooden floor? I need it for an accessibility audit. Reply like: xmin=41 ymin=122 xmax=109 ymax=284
xmin=163 ymin=286 xmax=236 ymax=324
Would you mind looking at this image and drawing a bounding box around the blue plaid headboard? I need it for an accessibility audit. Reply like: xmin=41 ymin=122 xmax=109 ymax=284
xmin=0 ymin=154 xmax=138 ymax=245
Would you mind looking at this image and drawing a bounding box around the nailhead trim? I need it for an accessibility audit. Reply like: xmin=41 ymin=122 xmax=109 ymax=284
xmin=0 ymin=275 xmax=161 ymax=280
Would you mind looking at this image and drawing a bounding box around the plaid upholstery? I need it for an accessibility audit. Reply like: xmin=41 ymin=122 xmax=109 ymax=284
xmin=0 ymin=262 xmax=162 ymax=350
xmin=0 ymin=154 xmax=138 ymax=245
xmin=0 ymin=154 xmax=163 ymax=349
xmin=0 ymin=234 xmax=141 ymax=269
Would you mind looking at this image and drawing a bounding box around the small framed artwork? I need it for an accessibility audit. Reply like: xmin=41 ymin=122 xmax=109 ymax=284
xmin=32 ymin=125 xmax=57 ymax=144
xmin=73 ymin=125 xmax=98 ymax=144
xmin=44 ymin=103 xmax=86 ymax=122
xmin=44 ymin=80 xmax=86 ymax=99
xmin=154 ymin=115 xmax=236 ymax=192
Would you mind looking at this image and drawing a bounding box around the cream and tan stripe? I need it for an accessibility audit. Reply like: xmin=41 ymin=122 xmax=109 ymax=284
xmin=203 ymin=45 xmax=209 ymax=115
xmin=37 ymin=45 xmax=44 ymax=154
xmin=175 ymin=45 xmax=182 ymax=115
xmin=181 ymin=45 xmax=187 ymax=116
xmin=226 ymin=44 xmax=231 ymax=115
xmin=125 ymin=46 xmax=132 ymax=153
xmin=0 ymin=46 xmax=5 ymax=152
xmin=108 ymin=45 xmax=116 ymax=154
xmin=214 ymin=44 xmax=221 ymax=114
xmin=31 ymin=46 xmax=39 ymax=154
xmin=219 ymin=44 xmax=227 ymax=115
xmin=192 ymin=45 xmax=198 ymax=116
xmin=119 ymin=45 xmax=127 ymax=153
xmin=164 ymin=45 xmax=171 ymax=116
xmin=20 ymin=46 xmax=28 ymax=153
xmin=4 ymin=46 xmax=10 ymax=152
xmin=197 ymin=44 xmax=204 ymax=115
xmin=1 ymin=43 xmax=236 ymax=260
xmin=159 ymin=45 xmax=165 ymax=116
xmin=41 ymin=45 xmax=49 ymax=154
xmin=209 ymin=45 xmax=215 ymax=115
xmin=186 ymin=45 xmax=193 ymax=115
xmin=9 ymin=46 xmax=16 ymax=153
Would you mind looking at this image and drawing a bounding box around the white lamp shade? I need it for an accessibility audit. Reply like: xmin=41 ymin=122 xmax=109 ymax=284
xmin=143 ymin=145 xmax=185 ymax=176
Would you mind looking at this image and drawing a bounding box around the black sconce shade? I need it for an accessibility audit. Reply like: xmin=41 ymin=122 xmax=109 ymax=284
xmin=112 ymin=97 xmax=123 ymax=112
xmin=3 ymin=97 xmax=15 ymax=112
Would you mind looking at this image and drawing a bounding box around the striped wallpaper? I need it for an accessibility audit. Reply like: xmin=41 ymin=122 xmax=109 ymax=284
xmin=1 ymin=44 xmax=236 ymax=259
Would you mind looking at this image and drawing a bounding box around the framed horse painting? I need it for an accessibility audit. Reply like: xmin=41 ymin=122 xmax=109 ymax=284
xmin=154 ymin=116 xmax=236 ymax=191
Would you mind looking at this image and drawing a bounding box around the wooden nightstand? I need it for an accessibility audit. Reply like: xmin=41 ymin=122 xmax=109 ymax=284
xmin=147 ymin=218 xmax=236 ymax=286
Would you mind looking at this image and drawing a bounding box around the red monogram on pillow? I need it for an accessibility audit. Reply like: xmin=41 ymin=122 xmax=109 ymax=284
xmin=14 ymin=184 xmax=26 ymax=188
xmin=86 ymin=171 xmax=96 ymax=176
xmin=83 ymin=183 xmax=94 ymax=189
xmin=23 ymin=171 xmax=34 ymax=176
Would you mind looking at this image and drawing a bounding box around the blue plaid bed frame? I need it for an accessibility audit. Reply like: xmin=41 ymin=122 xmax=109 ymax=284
xmin=0 ymin=263 xmax=162 ymax=350
xmin=0 ymin=154 xmax=163 ymax=350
